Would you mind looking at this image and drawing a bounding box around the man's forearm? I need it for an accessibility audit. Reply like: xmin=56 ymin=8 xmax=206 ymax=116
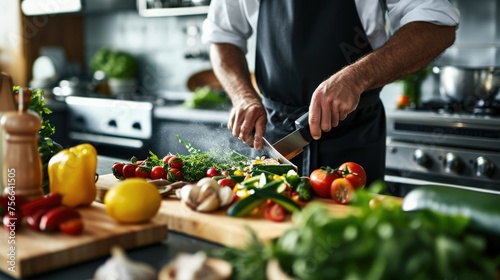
xmin=210 ymin=43 xmax=259 ymax=103
xmin=347 ymin=21 xmax=457 ymax=91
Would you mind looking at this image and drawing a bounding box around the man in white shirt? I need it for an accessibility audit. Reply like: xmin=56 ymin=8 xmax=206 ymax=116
xmin=202 ymin=0 xmax=460 ymax=186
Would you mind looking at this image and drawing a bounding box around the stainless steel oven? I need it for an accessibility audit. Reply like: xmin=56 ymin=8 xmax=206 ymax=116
xmin=385 ymin=103 xmax=500 ymax=197
xmin=65 ymin=96 xmax=154 ymax=160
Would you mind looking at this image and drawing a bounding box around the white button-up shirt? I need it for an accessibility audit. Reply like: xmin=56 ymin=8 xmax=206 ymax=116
xmin=202 ymin=0 xmax=460 ymax=54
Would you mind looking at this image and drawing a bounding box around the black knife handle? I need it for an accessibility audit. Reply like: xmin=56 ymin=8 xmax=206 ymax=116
xmin=295 ymin=112 xmax=313 ymax=142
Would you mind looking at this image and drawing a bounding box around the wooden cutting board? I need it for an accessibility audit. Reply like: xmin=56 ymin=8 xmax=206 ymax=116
xmin=96 ymin=173 xmax=357 ymax=248
xmin=0 ymin=202 xmax=168 ymax=279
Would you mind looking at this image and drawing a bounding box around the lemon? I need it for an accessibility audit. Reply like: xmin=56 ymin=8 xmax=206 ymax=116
xmin=104 ymin=178 xmax=162 ymax=223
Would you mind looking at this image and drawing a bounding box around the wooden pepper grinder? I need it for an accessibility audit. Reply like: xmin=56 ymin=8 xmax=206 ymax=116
xmin=1 ymin=88 xmax=44 ymax=201
xmin=0 ymin=73 xmax=16 ymax=192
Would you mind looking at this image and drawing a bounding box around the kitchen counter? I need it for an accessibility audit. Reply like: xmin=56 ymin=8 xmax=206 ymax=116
xmin=0 ymin=155 xmax=222 ymax=280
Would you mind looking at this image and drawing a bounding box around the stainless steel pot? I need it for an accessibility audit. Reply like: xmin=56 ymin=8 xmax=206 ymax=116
xmin=437 ymin=66 xmax=500 ymax=103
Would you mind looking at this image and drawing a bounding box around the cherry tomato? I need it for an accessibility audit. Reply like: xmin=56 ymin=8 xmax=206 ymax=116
xmin=338 ymin=162 xmax=367 ymax=189
xmin=168 ymin=156 xmax=184 ymax=169
xmin=59 ymin=218 xmax=84 ymax=236
xmin=167 ymin=168 xmax=182 ymax=181
xmin=217 ymin=178 xmax=235 ymax=188
xmin=111 ymin=162 xmax=124 ymax=179
xmin=397 ymin=94 xmax=411 ymax=109
xmin=150 ymin=166 xmax=167 ymax=180
xmin=135 ymin=166 xmax=150 ymax=179
xmin=122 ymin=163 xmax=136 ymax=178
xmin=330 ymin=178 xmax=354 ymax=205
xmin=206 ymin=167 xmax=220 ymax=178
xmin=163 ymin=155 xmax=175 ymax=165
xmin=309 ymin=167 xmax=341 ymax=198
xmin=221 ymin=170 xmax=229 ymax=176
xmin=264 ymin=202 xmax=285 ymax=222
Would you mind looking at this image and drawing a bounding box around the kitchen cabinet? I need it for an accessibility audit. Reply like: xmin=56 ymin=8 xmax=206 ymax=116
xmin=137 ymin=0 xmax=209 ymax=17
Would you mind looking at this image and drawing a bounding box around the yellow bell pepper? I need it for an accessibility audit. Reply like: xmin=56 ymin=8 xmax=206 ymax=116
xmin=48 ymin=143 xmax=97 ymax=207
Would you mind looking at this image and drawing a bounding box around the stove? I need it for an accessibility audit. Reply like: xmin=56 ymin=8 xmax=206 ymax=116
xmin=385 ymin=100 xmax=500 ymax=196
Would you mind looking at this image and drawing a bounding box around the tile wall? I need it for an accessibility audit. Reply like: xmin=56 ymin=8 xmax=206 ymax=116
xmin=84 ymin=11 xmax=256 ymax=95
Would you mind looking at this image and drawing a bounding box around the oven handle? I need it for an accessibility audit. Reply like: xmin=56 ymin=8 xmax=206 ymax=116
xmin=385 ymin=174 xmax=500 ymax=195
xmin=69 ymin=132 xmax=144 ymax=148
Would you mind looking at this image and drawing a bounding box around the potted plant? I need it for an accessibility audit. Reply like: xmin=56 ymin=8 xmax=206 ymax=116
xmin=90 ymin=47 xmax=138 ymax=95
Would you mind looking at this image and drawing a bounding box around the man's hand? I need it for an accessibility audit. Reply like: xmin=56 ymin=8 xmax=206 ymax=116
xmin=210 ymin=43 xmax=267 ymax=150
xmin=307 ymin=22 xmax=456 ymax=141
xmin=228 ymin=96 xmax=267 ymax=150
xmin=308 ymin=71 xmax=363 ymax=140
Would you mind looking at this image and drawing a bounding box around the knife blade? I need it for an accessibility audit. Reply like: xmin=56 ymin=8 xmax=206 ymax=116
xmin=272 ymin=112 xmax=313 ymax=160
xmin=261 ymin=137 xmax=297 ymax=169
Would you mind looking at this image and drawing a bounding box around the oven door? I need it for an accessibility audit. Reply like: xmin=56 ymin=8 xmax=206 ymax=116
xmin=66 ymin=96 xmax=154 ymax=160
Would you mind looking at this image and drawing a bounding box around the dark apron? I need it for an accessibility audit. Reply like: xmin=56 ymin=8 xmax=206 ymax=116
xmin=255 ymin=0 xmax=386 ymax=185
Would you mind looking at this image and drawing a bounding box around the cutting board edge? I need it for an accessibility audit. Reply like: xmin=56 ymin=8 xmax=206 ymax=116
xmin=2 ymin=225 xmax=168 ymax=278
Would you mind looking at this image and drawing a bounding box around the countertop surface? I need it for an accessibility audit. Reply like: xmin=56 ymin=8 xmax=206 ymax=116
xmin=45 ymin=95 xmax=230 ymax=123
xmin=0 ymin=155 xmax=223 ymax=280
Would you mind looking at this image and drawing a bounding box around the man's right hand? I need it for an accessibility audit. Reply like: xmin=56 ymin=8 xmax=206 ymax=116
xmin=210 ymin=43 xmax=267 ymax=150
xmin=228 ymin=96 xmax=267 ymax=150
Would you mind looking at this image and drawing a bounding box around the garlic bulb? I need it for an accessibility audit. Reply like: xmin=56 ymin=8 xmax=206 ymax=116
xmin=177 ymin=178 xmax=233 ymax=212
xmin=93 ymin=246 xmax=157 ymax=280
xmin=158 ymin=251 xmax=232 ymax=280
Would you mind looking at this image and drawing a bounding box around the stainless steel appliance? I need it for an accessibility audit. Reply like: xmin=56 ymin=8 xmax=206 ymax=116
xmin=385 ymin=100 xmax=500 ymax=196
xmin=65 ymin=96 xmax=154 ymax=159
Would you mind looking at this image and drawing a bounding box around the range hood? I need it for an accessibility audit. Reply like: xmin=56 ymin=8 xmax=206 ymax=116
xmin=21 ymin=0 xmax=136 ymax=16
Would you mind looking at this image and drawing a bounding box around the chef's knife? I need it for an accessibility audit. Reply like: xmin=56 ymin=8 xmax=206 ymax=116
xmin=272 ymin=112 xmax=313 ymax=160
xmin=261 ymin=137 xmax=297 ymax=169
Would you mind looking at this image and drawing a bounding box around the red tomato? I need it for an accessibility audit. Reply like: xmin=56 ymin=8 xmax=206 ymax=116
xmin=264 ymin=202 xmax=285 ymax=222
xmin=330 ymin=178 xmax=354 ymax=204
xmin=309 ymin=167 xmax=342 ymax=198
xmin=397 ymin=94 xmax=411 ymax=109
xmin=59 ymin=218 xmax=84 ymax=236
xmin=168 ymin=156 xmax=184 ymax=169
xmin=217 ymin=178 xmax=235 ymax=188
xmin=338 ymin=162 xmax=367 ymax=189
xmin=221 ymin=170 xmax=229 ymax=176
xmin=122 ymin=163 xmax=136 ymax=178
xmin=111 ymin=162 xmax=124 ymax=179
xmin=135 ymin=166 xmax=150 ymax=179
xmin=150 ymin=166 xmax=167 ymax=180
xmin=167 ymin=168 xmax=182 ymax=181
xmin=163 ymin=155 xmax=175 ymax=165
xmin=206 ymin=167 xmax=220 ymax=178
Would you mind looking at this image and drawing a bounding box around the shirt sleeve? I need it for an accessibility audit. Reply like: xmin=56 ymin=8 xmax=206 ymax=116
xmin=201 ymin=0 xmax=256 ymax=54
xmin=386 ymin=0 xmax=460 ymax=33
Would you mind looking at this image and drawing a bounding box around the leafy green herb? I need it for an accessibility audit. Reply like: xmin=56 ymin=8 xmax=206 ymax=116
xmin=183 ymin=86 xmax=231 ymax=110
xmin=210 ymin=185 xmax=499 ymax=280
xmin=209 ymin=228 xmax=270 ymax=280
xmin=176 ymin=135 xmax=249 ymax=182
xmin=144 ymin=136 xmax=250 ymax=182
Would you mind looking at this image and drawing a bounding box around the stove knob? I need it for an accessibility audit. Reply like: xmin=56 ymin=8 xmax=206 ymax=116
xmin=444 ymin=153 xmax=463 ymax=174
xmin=474 ymin=157 xmax=495 ymax=178
xmin=413 ymin=149 xmax=431 ymax=168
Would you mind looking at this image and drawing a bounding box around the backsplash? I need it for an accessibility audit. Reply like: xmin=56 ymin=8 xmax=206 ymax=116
xmin=436 ymin=0 xmax=500 ymax=67
xmin=84 ymin=11 xmax=213 ymax=94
